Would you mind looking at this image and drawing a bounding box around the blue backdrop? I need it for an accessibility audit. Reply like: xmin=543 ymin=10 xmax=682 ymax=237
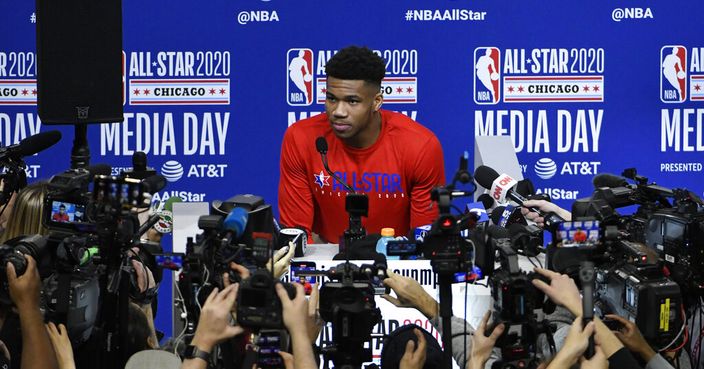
xmin=1 ymin=0 xmax=703 ymax=340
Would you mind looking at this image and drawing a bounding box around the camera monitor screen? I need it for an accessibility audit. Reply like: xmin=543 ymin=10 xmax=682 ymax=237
xmin=49 ymin=201 xmax=87 ymax=225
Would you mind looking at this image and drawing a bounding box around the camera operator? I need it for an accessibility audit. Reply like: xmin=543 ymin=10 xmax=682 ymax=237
xmin=604 ymin=314 xmax=684 ymax=369
xmin=532 ymin=268 xmax=644 ymax=369
xmin=383 ymin=269 xmax=477 ymax=368
xmin=181 ymin=284 xmax=244 ymax=369
xmin=7 ymin=255 xmax=59 ymax=369
xmin=0 ymin=182 xmax=49 ymax=243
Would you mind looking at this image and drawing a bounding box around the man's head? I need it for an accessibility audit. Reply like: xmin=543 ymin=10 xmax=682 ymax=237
xmin=324 ymin=46 xmax=385 ymax=148
xmin=59 ymin=204 xmax=66 ymax=214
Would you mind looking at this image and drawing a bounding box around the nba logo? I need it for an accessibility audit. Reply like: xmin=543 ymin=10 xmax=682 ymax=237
xmin=660 ymin=45 xmax=687 ymax=103
xmin=474 ymin=47 xmax=500 ymax=104
xmin=287 ymin=48 xmax=314 ymax=106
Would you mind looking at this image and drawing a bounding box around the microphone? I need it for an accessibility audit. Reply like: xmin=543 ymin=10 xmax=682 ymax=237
xmin=142 ymin=174 xmax=167 ymax=194
xmin=592 ymin=173 xmax=628 ymax=188
xmin=221 ymin=207 xmax=249 ymax=243
xmin=474 ymin=165 xmax=564 ymax=228
xmin=315 ymin=136 xmax=355 ymax=193
xmin=490 ymin=205 xmax=525 ymax=228
xmin=477 ymin=193 xmax=496 ymax=211
xmin=0 ymin=130 xmax=61 ymax=161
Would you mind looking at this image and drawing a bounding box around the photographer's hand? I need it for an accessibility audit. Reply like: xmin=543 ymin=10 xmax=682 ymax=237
xmin=189 ymin=284 xmax=243 ymax=357
xmin=306 ymin=283 xmax=323 ymax=344
xmin=604 ymin=314 xmax=656 ymax=362
xmin=547 ymin=317 xmax=595 ymax=369
xmin=7 ymin=255 xmax=59 ymax=369
xmin=276 ymin=283 xmax=317 ymax=369
xmin=267 ymin=243 xmax=296 ymax=280
xmin=399 ymin=328 xmax=427 ymax=369
xmin=467 ymin=311 xmax=504 ymax=369
xmin=382 ymin=270 xmax=439 ymax=320
xmin=531 ymin=268 xmax=582 ymax=315
xmin=222 ymin=262 xmax=250 ymax=289
xmin=520 ymin=199 xmax=572 ymax=228
xmin=45 ymin=323 xmax=76 ymax=369
xmin=130 ymin=259 xmax=156 ymax=294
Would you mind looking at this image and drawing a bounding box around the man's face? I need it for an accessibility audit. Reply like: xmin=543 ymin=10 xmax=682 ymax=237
xmin=325 ymin=77 xmax=383 ymax=148
xmin=59 ymin=206 xmax=66 ymax=214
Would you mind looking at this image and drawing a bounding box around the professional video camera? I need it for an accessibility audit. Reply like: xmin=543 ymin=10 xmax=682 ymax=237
xmin=471 ymin=227 xmax=553 ymax=369
xmin=554 ymin=220 xmax=683 ymax=349
xmin=572 ymin=168 xmax=703 ymax=304
xmin=295 ymin=261 xmax=383 ymax=369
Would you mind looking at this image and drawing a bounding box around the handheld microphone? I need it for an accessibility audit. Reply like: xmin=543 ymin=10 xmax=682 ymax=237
xmin=142 ymin=174 xmax=167 ymax=194
xmin=221 ymin=207 xmax=249 ymax=244
xmin=474 ymin=165 xmax=564 ymax=228
xmin=315 ymin=136 xmax=355 ymax=193
xmin=579 ymin=261 xmax=596 ymax=358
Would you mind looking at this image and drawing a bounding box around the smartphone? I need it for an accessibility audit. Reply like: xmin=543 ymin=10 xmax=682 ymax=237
xmin=153 ymin=253 xmax=185 ymax=271
xmin=290 ymin=261 xmax=317 ymax=295
xmin=257 ymin=330 xmax=289 ymax=369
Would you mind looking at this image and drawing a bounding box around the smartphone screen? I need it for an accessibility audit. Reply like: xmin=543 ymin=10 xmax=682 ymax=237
xmin=290 ymin=261 xmax=316 ymax=295
xmin=154 ymin=253 xmax=184 ymax=270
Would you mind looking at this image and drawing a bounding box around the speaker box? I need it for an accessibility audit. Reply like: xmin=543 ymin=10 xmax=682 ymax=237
xmin=36 ymin=0 xmax=123 ymax=124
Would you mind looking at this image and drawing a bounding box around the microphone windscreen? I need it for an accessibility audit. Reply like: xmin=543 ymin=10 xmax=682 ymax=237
xmin=474 ymin=165 xmax=500 ymax=189
xmin=88 ymin=163 xmax=112 ymax=177
xmin=142 ymin=174 xmax=167 ymax=193
xmin=490 ymin=206 xmax=506 ymax=226
xmin=18 ymin=130 xmax=61 ymax=156
xmin=515 ymin=178 xmax=535 ymax=197
xmin=592 ymin=173 xmax=628 ymax=188
xmin=223 ymin=207 xmax=249 ymax=239
xmin=315 ymin=136 xmax=328 ymax=154
xmin=478 ymin=193 xmax=495 ymax=210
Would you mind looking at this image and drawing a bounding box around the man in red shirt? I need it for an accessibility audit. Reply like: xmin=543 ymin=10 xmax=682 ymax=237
xmin=52 ymin=203 xmax=70 ymax=223
xmin=279 ymin=46 xmax=445 ymax=243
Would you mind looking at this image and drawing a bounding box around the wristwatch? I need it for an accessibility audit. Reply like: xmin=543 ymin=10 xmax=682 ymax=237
xmin=184 ymin=344 xmax=211 ymax=362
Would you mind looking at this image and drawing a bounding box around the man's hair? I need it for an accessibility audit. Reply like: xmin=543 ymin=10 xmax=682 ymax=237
xmin=325 ymin=46 xmax=385 ymax=87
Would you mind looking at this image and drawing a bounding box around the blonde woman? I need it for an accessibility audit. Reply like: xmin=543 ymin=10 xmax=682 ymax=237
xmin=0 ymin=181 xmax=49 ymax=243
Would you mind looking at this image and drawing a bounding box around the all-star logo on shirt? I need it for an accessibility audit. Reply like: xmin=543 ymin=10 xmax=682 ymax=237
xmin=313 ymin=170 xmax=330 ymax=188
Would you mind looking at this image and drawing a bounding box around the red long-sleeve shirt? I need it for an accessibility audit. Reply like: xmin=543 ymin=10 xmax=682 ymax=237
xmin=278 ymin=110 xmax=445 ymax=243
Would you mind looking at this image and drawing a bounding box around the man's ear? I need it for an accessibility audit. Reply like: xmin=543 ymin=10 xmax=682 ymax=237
xmin=373 ymin=91 xmax=383 ymax=112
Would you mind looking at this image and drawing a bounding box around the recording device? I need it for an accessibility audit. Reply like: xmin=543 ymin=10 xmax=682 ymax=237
xmin=237 ymin=268 xmax=297 ymax=330
xmin=290 ymin=261 xmax=316 ymax=295
xmin=0 ymin=234 xmax=49 ymax=304
xmin=554 ymin=220 xmax=683 ymax=347
xmin=474 ymin=165 xmax=565 ymax=229
xmin=309 ymin=261 xmax=382 ymax=368
xmin=573 ymin=168 xmax=703 ymax=305
xmin=255 ymin=330 xmax=290 ymax=369
xmin=154 ymin=253 xmax=184 ymax=271
xmin=315 ymin=136 xmax=369 ymax=252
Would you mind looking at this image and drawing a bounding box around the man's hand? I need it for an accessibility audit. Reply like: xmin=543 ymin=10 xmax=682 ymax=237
xmin=267 ymin=244 xmax=296 ymax=280
xmin=278 ymin=351 xmax=295 ymax=369
xmin=468 ymin=311 xmax=504 ymax=369
xmin=7 ymin=255 xmax=40 ymax=309
xmin=382 ymin=270 xmax=438 ymax=319
xmin=579 ymin=345 xmax=608 ymax=369
xmin=548 ymin=317 xmax=595 ymax=369
xmin=306 ymin=283 xmax=324 ymax=343
xmin=191 ymin=284 xmax=244 ymax=352
xmin=604 ymin=314 xmax=656 ymax=362
xmin=399 ymin=328 xmax=427 ymax=369
xmin=520 ymin=199 xmax=572 ymax=228
xmin=45 ymin=323 xmax=76 ymax=369
xmin=130 ymin=259 xmax=156 ymax=294
xmin=531 ymin=268 xmax=582 ymax=315
xmin=222 ymin=262 xmax=251 ymax=289
xmin=275 ymin=283 xmax=308 ymax=335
